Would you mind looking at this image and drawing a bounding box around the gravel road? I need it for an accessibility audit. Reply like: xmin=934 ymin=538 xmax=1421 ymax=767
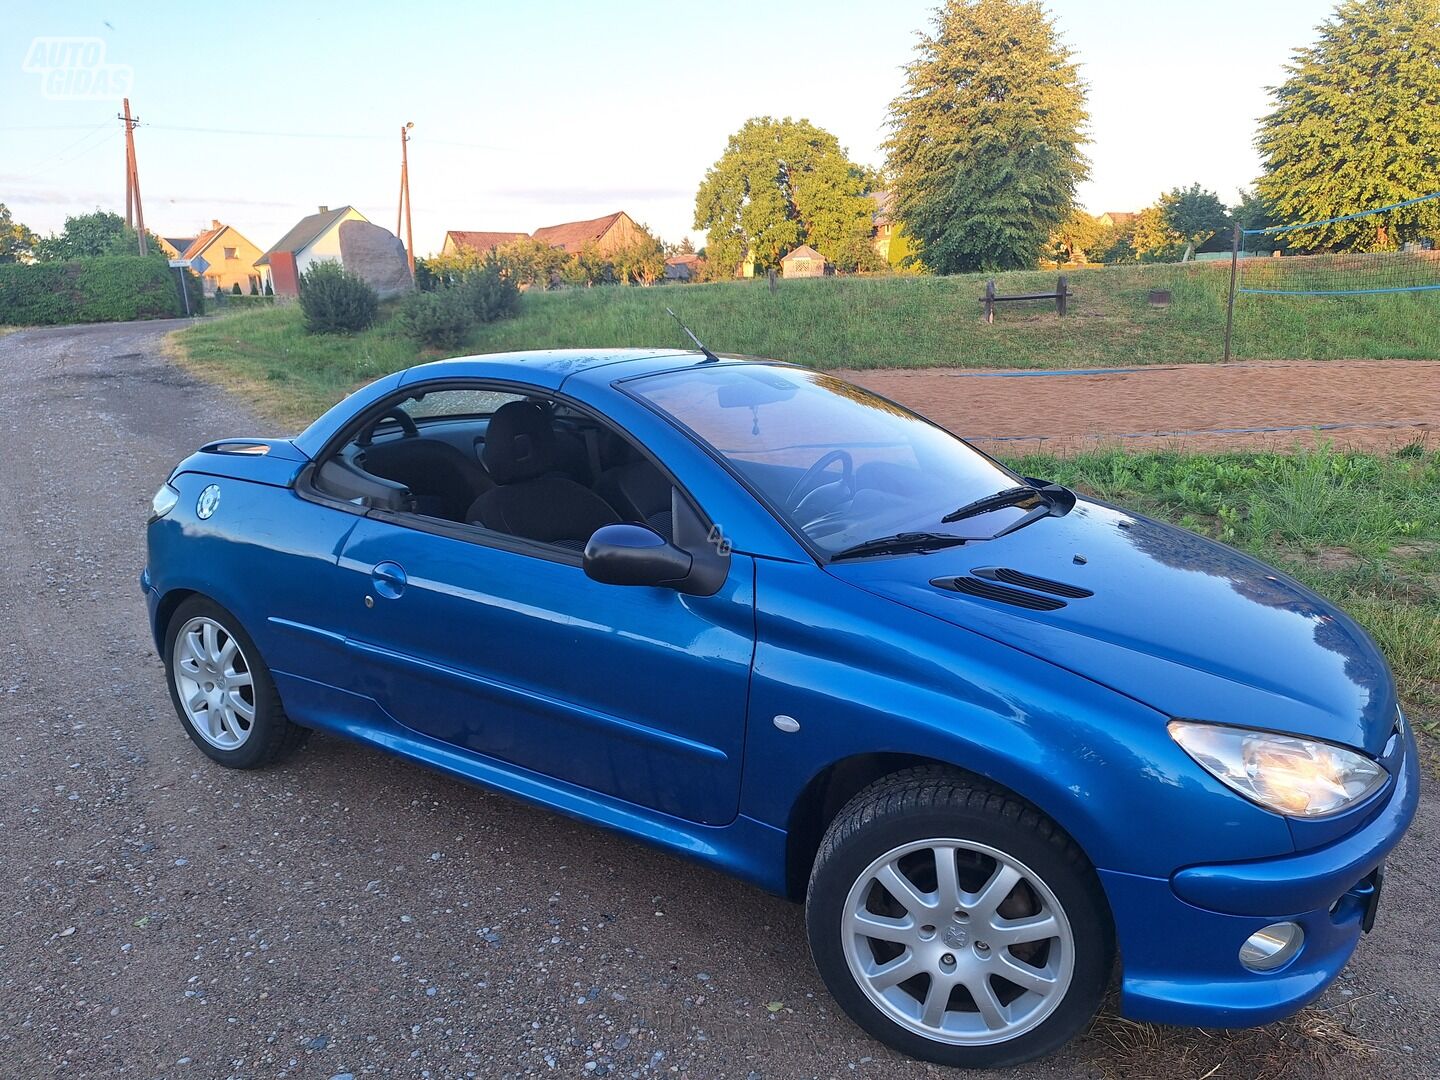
xmin=0 ymin=320 xmax=1436 ymax=1080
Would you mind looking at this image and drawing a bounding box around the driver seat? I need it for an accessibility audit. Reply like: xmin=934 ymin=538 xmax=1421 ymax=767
xmin=359 ymin=437 xmax=493 ymax=522
xmin=469 ymin=401 xmax=620 ymax=551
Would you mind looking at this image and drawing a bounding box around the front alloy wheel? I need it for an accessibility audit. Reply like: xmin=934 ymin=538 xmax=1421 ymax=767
xmin=172 ymin=615 xmax=256 ymax=750
xmin=163 ymin=596 xmax=308 ymax=769
xmin=807 ymin=768 xmax=1112 ymax=1068
xmin=841 ymin=839 xmax=1074 ymax=1045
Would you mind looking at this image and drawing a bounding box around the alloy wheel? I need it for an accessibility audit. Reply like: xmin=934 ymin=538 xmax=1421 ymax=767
xmin=840 ymin=837 xmax=1074 ymax=1046
xmin=172 ymin=616 xmax=256 ymax=750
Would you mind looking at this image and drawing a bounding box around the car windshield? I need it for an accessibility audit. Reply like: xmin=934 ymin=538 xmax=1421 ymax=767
xmin=627 ymin=364 xmax=1027 ymax=554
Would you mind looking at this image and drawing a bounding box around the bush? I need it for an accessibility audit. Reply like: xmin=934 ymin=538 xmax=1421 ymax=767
xmin=457 ymin=256 xmax=520 ymax=322
xmin=395 ymin=288 xmax=474 ymax=349
xmin=231 ymin=281 xmax=242 ymax=295
xmin=0 ymin=255 xmax=195 ymax=325
xmin=297 ymin=260 xmax=378 ymax=333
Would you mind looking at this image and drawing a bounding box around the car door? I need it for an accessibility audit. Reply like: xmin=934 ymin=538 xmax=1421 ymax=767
xmin=330 ymin=508 xmax=756 ymax=826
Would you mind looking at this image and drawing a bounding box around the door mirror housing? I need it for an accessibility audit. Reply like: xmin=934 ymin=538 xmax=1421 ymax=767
xmin=584 ymin=524 xmax=692 ymax=589
xmin=583 ymin=494 xmax=731 ymax=597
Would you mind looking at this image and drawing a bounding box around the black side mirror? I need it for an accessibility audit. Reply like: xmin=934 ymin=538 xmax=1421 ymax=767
xmin=583 ymin=493 xmax=731 ymax=597
xmin=584 ymin=524 xmax=692 ymax=589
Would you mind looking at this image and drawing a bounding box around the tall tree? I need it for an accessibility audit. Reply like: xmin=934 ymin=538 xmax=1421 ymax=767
xmin=0 ymin=203 xmax=38 ymax=263
xmin=885 ymin=0 xmax=1089 ymax=273
xmin=693 ymin=116 xmax=879 ymax=275
xmin=1255 ymin=0 xmax=1440 ymax=251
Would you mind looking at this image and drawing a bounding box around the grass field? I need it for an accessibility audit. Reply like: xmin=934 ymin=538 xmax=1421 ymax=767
xmin=174 ymin=262 xmax=1440 ymax=425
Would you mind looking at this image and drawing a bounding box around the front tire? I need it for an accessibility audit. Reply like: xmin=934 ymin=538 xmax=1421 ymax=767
xmin=163 ymin=596 xmax=307 ymax=769
xmin=806 ymin=767 xmax=1112 ymax=1068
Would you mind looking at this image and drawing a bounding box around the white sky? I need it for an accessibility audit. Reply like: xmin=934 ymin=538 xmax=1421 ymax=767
xmin=2 ymin=0 xmax=1336 ymax=257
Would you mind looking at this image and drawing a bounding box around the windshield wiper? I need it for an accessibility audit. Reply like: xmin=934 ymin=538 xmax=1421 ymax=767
xmin=942 ymin=485 xmax=1050 ymax=524
xmin=829 ymin=531 xmax=974 ymax=561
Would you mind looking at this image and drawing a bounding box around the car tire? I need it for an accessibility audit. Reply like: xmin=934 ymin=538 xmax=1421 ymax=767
xmin=163 ymin=596 xmax=308 ymax=769
xmin=806 ymin=766 xmax=1112 ymax=1068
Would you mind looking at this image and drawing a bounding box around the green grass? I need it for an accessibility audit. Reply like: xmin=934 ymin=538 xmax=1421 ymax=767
xmin=174 ymin=263 xmax=1440 ymax=425
xmin=462 ymin=264 xmax=1440 ymax=369
xmin=1008 ymin=445 xmax=1440 ymax=718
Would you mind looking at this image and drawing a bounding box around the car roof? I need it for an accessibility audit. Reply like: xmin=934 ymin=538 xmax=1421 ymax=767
xmin=293 ymin=349 xmax=776 ymax=459
xmin=397 ymin=348 xmax=719 ymax=391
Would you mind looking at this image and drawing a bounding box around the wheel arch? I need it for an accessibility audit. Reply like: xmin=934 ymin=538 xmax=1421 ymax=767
xmin=152 ymin=586 xmax=201 ymax=653
xmin=782 ymin=752 xmax=1100 ymax=903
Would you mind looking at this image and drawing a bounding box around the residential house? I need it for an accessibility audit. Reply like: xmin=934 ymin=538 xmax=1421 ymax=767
xmin=157 ymin=235 xmax=195 ymax=260
xmin=440 ymin=230 xmax=529 ymax=257
xmin=256 ymin=205 xmax=369 ymax=296
xmin=165 ymin=220 xmax=264 ymax=293
xmin=1097 ymin=211 xmax=1138 ymax=230
xmin=869 ymin=191 xmax=897 ymax=263
xmin=780 ymin=244 xmax=827 ymax=278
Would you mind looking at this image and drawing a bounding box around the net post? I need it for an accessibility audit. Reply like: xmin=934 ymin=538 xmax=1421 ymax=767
xmin=1223 ymin=222 xmax=1241 ymax=361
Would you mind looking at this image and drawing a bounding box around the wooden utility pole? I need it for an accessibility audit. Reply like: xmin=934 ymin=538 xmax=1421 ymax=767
xmin=397 ymin=122 xmax=415 ymax=275
xmin=119 ymin=98 xmax=147 ymax=255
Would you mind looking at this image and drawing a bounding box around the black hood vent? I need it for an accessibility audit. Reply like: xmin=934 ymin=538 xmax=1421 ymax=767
xmin=932 ymin=575 xmax=1068 ymax=611
xmin=975 ymin=566 xmax=1093 ymax=599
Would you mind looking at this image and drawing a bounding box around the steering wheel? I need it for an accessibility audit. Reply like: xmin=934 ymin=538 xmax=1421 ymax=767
xmin=357 ymin=407 xmax=420 ymax=447
xmin=786 ymin=449 xmax=855 ymax=512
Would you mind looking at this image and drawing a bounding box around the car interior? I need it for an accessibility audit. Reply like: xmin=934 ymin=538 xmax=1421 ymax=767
xmin=316 ymin=393 xmax=678 ymax=552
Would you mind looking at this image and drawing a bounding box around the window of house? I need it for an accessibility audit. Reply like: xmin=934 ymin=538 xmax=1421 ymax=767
xmin=223 ymin=247 xmax=237 ymax=260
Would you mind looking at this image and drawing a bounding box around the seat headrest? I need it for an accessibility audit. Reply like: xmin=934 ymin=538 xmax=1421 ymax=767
xmin=483 ymin=401 xmax=560 ymax=484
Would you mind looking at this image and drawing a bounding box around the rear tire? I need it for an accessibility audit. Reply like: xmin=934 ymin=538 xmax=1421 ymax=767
xmin=806 ymin=767 xmax=1112 ymax=1068
xmin=163 ymin=596 xmax=308 ymax=769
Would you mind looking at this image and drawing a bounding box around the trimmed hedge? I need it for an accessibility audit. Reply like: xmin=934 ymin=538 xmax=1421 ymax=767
xmin=0 ymin=256 xmax=200 ymax=325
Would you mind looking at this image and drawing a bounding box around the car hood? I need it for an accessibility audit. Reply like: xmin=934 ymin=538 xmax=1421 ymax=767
xmin=827 ymin=499 xmax=1396 ymax=755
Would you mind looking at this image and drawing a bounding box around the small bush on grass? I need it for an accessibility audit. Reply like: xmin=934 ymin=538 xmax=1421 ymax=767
xmin=458 ymin=257 xmax=521 ymax=323
xmin=298 ymin=260 xmax=378 ymax=333
xmin=395 ymin=288 xmax=474 ymax=349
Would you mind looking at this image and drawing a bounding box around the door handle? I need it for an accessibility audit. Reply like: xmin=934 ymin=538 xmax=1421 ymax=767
xmin=370 ymin=561 xmax=407 ymax=599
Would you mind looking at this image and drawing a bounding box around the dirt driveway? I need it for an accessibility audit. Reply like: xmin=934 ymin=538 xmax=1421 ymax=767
xmin=0 ymin=321 xmax=1436 ymax=1079
xmin=844 ymin=359 xmax=1440 ymax=455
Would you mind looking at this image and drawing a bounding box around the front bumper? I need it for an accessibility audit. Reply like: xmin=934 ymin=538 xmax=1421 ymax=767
xmin=1101 ymin=722 xmax=1419 ymax=1028
xmin=140 ymin=566 xmax=163 ymax=654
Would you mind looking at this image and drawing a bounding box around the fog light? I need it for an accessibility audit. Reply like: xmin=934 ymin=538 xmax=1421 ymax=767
xmin=1239 ymin=922 xmax=1304 ymax=971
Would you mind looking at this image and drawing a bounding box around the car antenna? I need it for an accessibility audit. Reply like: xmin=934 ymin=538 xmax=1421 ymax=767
xmin=664 ymin=308 xmax=720 ymax=363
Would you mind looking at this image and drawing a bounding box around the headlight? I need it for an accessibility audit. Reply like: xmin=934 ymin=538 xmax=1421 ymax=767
xmin=149 ymin=482 xmax=179 ymax=522
xmin=1168 ymin=720 xmax=1387 ymax=817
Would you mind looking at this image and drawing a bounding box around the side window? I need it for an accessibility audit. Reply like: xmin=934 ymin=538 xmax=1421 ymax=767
xmin=318 ymin=385 xmax=681 ymax=554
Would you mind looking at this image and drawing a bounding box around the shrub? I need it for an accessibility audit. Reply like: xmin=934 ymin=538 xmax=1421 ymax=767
xmin=0 ymin=255 xmax=192 ymax=324
xmin=395 ymin=288 xmax=474 ymax=349
xmin=297 ymin=260 xmax=378 ymax=333
xmin=249 ymin=279 xmax=259 ymax=296
xmin=263 ymin=279 xmax=273 ymax=296
xmin=231 ymin=281 xmax=242 ymax=295
xmin=457 ymin=256 xmax=520 ymax=322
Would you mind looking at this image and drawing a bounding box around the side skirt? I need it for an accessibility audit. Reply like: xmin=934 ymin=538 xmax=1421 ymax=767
xmin=270 ymin=670 xmax=790 ymax=895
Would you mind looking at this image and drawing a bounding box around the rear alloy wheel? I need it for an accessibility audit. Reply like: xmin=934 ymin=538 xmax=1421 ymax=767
xmin=164 ymin=596 xmax=308 ymax=769
xmin=807 ymin=768 xmax=1111 ymax=1068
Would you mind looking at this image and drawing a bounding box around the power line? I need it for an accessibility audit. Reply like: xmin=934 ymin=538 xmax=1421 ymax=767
xmin=141 ymin=121 xmax=506 ymax=151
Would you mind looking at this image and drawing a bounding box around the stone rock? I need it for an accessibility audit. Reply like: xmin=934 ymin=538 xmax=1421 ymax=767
xmin=337 ymin=220 xmax=414 ymax=299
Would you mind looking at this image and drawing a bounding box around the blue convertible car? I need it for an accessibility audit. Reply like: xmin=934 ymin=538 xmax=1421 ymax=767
xmin=143 ymin=348 xmax=1417 ymax=1067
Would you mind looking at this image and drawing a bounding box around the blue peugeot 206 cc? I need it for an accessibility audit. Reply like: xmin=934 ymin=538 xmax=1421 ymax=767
xmin=143 ymin=348 xmax=1418 ymax=1068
